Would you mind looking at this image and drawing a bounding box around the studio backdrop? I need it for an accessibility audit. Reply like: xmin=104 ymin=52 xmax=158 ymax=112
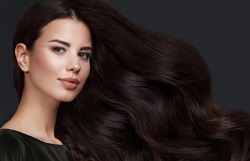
xmin=0 ymin=0 xmax=249 ymax=126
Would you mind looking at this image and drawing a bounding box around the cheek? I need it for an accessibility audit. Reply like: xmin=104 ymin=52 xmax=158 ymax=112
xmin=76 ymin=63 xmax=90 ymax=92
xmin=80 ymin=62 xmax=91 ymax=80
xmin=29 ymin=51 xmax=62 ymax=78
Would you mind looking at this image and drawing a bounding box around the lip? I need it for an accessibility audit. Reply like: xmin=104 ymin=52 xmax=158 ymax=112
xmin=58 ymin=78 xmax=80 ymax=90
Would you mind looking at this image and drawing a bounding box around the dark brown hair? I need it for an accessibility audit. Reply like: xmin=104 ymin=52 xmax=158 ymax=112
xmin=13 ymin=0 xmax=250 ymax=161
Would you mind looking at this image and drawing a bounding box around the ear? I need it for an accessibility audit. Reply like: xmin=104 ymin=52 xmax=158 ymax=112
xmin=15 ymin=43 xmax=30 ymax=72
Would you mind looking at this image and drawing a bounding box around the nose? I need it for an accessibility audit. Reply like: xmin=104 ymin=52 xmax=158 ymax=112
xmin=66 ymin=56 xmax=81 ymax=73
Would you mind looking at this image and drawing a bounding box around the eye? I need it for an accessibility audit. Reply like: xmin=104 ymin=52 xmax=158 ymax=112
xmin=78 ymin=52 xmax=91 ymax=60
xmin=52 ymin=47 xmax=65 ymax=54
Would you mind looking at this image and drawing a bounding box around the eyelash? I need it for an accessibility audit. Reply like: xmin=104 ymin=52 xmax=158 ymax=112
xmin=52 ymin=47 xmax=65 ymax=54
xmin=78 ymin=52 xmax=91 ymax=60
xmin=52 ymin=47 xmax=91 ymax=60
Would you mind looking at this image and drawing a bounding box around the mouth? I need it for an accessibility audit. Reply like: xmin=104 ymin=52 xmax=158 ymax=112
xmin=58 ymin=78 xmax=80 ymax=90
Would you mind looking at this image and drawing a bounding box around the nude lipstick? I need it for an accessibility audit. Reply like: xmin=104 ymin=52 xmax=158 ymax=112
xmin=58 ymin=78 xmax=80 ymax=90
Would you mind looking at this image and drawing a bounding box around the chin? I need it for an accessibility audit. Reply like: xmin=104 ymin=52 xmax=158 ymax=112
xmin=56 ymin=90 xmax=81 ymax=102
xmin=58 ymin=95 xmax=77 ymax=102
xmin=61 ymin=99 xmax=74 ymax=102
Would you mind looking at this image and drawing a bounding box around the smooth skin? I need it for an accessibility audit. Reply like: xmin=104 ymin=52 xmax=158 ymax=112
xmin=2 ymin=18 xmax=92 ymax=145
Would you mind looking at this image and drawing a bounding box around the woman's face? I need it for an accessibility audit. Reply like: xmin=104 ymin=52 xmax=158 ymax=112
xmin=25 ymin=18 xmax=92 ymax=102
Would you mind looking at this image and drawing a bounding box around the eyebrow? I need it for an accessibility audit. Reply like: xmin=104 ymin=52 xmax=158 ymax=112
xmin=48 ymin=39 xmax=92 ymax=51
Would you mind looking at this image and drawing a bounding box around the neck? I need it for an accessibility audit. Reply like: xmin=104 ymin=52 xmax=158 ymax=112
xmin=3 ymin=87 xmax=61 ymax=144
xmin=17 ymin=97 xmax=59 ymax=135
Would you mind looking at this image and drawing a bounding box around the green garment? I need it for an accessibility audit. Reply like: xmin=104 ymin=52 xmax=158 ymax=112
xmin=0 ymin=129 xmax=75 ymax=161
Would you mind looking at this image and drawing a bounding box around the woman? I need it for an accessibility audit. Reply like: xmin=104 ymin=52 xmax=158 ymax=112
xmin=1 ymin=0 xmax=249 ymax=161
xmin=0 ymin=0 xmax=92 ymax=160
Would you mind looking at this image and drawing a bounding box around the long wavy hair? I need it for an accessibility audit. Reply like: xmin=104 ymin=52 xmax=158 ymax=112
xmin=13 ymin=0 xmax=250 ymax=161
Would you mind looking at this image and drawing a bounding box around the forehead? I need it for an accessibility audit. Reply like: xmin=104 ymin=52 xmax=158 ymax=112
xmin=38 ymin=18 xmax=92 ymax=44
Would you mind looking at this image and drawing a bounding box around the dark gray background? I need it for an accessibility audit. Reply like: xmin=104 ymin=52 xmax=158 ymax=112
xmin=0 ymin=0 xmax=249 ymax=126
